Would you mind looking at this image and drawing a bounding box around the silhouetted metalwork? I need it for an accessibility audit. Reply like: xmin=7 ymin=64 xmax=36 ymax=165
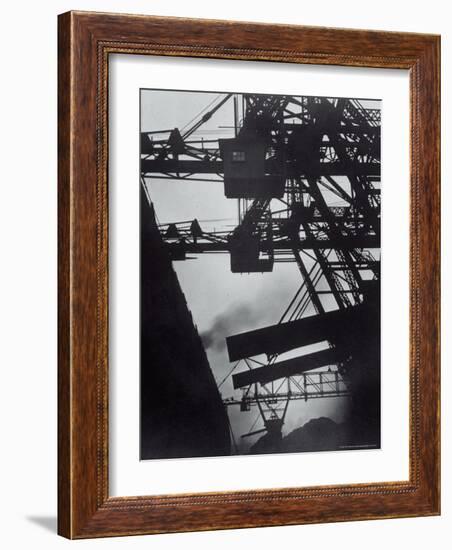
xmin=141 ymin=92 xmax=381 ymax=445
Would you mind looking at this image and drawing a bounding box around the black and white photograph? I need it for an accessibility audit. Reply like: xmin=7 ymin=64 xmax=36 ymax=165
xmin=0 ymin=0 xmax=444 ymax=546
xmin=140 ymin=89 xmax=381 ymax=460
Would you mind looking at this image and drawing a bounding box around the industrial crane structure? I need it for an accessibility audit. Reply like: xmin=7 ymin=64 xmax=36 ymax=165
xmin=141 ymin=91 xmax=381 ymax=449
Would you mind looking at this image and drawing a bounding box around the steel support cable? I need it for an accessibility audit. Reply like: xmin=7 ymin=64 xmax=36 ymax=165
xmin=180 ymin=93 xmax=224 ymax=134
xmin=302 ymin=219 xmax=348 ymax=309
xmin=279 ymin=260 xmax=319 ymax=323
xmin=292 ymin=263 xmax=326 ymax=321
xmin=217 ymin=361 xmax=242 ymax=390
xmin=306 ymin=176 xmax=363 ymax=291
xmin=182 ymin=94 xmax=233 ymax=139
xmin=246 ymin=411 xmax=263 ymax=437
xmin=287 ymin=262 xmax=323 ymax=322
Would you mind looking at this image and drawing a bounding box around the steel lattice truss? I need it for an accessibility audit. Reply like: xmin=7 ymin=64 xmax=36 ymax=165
xmin=141 ymin=92 xmax=381 ymax=442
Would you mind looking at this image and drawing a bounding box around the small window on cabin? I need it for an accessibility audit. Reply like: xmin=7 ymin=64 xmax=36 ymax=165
xmin=231 ymin=150 xmax=246 ymax=162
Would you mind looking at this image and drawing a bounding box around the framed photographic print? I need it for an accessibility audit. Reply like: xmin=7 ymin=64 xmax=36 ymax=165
xmin=58 ymin=11 xmax=440 ymax=538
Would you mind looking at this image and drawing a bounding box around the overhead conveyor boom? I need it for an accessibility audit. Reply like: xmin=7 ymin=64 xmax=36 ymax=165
xmin=232 ymin=347 xmax=344 ymax=389
xmin=226 ymin=303 xmax=368 ymax=361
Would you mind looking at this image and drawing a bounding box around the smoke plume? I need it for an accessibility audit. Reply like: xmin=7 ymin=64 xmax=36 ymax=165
xmin=200 ymin=303 xmax=263 ymax=352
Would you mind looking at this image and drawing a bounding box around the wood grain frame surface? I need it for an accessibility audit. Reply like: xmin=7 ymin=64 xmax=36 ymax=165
xmin=58 ymin=10 xmax=440 ymax=539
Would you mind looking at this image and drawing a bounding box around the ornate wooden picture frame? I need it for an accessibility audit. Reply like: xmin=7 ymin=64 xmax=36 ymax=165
xmin=58 ymin=11 xmax=440 ymax=539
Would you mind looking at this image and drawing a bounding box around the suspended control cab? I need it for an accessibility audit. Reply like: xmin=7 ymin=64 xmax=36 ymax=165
xmin=228 ymin=226 xmax=274 ymax=273
xmin=219 ymin=136 xmax=285 ymax=199
xmin=240 ymin=397 xmax=250 ymax=412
